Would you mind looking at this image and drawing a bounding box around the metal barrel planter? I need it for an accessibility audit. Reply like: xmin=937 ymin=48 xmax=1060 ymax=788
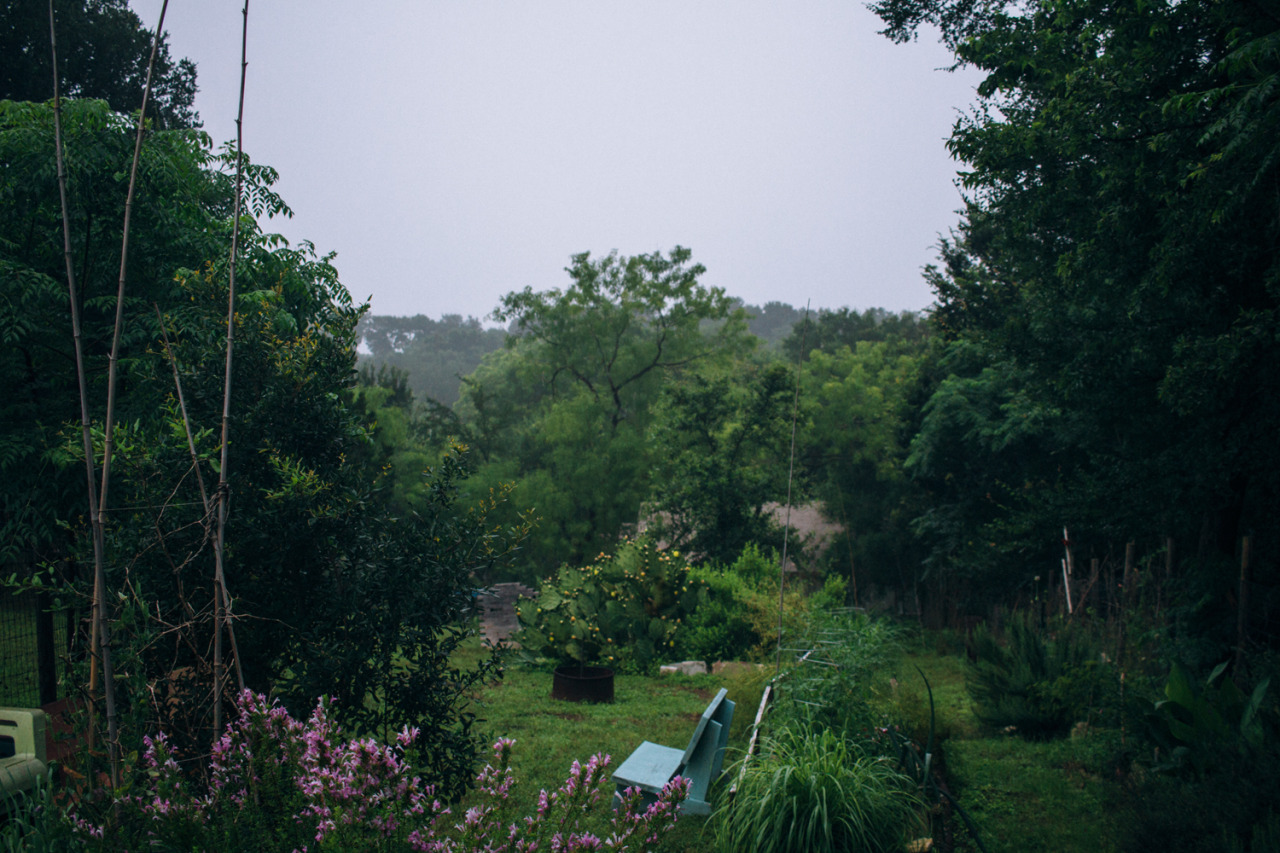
xmin=551 ymin=665 xmax=615 ymax=703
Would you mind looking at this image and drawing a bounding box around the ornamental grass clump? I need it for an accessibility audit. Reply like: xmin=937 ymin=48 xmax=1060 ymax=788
xmin=516 ymin=536 xmax=706 ymax=672
xmin=64 ymin=690 xmax=687 ymax=852
xmin=715 ymin=725 xmax=920 ymax=853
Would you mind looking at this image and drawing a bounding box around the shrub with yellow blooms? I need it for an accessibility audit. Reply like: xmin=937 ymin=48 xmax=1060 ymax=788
xmin=515 ymin=537 xmax=707 ymax=673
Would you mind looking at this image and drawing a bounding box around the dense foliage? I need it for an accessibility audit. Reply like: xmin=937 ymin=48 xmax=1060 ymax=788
xmin=1 ymin=0 xmax=198 ymax=128
xmin=452 ymin=247 xmax=753 ymax=575
xmin=1 ymin=98 xmax=518 ymax=796
xmin=871 ymin=0 xmax=1280 ymax=608
xmin=357 ymin=314 xmax=506 ymax=406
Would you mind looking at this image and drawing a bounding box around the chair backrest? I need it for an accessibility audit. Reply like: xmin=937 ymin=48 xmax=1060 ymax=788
xmin=0 ymin=709 xmax=46 ymax=763
xmin=679 ymin=689 xmax=735 ymax=803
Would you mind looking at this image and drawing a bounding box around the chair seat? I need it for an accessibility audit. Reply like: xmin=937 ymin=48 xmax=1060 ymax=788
xmin=612 ymin=741 xmax=684 ymax=797
xmin=611 ymin=688 xmax=734 ymax=816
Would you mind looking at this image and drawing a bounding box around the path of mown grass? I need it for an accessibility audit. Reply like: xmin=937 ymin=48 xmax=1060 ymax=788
xmin=896 ymin=634 xmax=1122 ymax=853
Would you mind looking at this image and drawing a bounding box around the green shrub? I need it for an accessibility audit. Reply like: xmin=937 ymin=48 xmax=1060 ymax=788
xmin=674 ymin=544 xmax=842 ymax=663
xmin=1141 ymin=660 xmax=1272 ymax=777
xmin=965 ymin=612 xmax=1104 ymax=738
xmin=515 ymin=537 xmax=705 ymax=672
xmin=676 ymin=565 xmax=761 ymax=662
xmin=769 ymin=609 xmax=901 ymax=737
xmin=715 ymin=724 xmax=920 ymax=853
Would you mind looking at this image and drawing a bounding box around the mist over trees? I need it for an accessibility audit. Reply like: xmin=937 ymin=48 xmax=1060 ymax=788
xmin=3 ymin=1 xmax=1278 ymax=844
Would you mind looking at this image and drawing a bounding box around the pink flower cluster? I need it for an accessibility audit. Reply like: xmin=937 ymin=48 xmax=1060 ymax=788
xmin=71 ymin=691 xmax=687 ymax=852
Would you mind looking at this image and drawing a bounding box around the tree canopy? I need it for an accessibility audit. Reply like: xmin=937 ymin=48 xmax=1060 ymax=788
xmin=1 ymin=88 xmax=518 ymax=793
xmin=1 ymin=0 xmax=198 ymax=128
xmin=454 ymin=247 xmax=751 ymax=573
xmin=871 ymin=0 xmax=1280 ymax=601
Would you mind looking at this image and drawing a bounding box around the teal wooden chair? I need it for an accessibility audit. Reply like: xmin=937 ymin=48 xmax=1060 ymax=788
xmin=1 ymin=708 xmax=48 ymax=810
xmin=611 ymin=687 xmax=734 ymax=815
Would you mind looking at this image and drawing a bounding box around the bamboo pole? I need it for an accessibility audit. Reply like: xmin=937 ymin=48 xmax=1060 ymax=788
xmin=91 ymin=0 xmax=170 ymax=787
xmin=211 ymin=0 xmax=254 ymax=737
xmin=49 ymin=0 xmax=107 ymax=720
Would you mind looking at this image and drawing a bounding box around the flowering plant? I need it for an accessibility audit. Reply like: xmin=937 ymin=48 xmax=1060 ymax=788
xmin=515 ymin=537 xmax=707 ymax=672
xmin=69 ymin=690 xmax=687 ymax=852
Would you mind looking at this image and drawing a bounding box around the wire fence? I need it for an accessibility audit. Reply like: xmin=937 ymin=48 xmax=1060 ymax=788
xmin=0 ymin=589 xmax=72 ymax=708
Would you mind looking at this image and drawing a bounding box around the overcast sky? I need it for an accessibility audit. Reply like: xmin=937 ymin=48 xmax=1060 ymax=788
xmin=128 ymin=1 xmax=979 ymax=320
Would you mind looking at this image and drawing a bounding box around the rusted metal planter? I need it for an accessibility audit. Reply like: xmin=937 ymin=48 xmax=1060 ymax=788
xmin=551 ymin=665 xmax=615 ymax=703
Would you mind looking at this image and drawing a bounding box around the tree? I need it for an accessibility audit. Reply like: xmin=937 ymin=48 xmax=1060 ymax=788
xmin=1 ymin=98 xmax=519 ymax=797
xmin=1 ymin=0 xmax=198 ymax=128
xmin=494 ymin=247 xmax=748 ymax=432
xmin=357 ymin=313 xmax=505 ymax=406
xmin=870 ymin=0 xmax=1280 ymax=591
xmin=799 ymin=337 xmax=928 ymax=602
xmin=646 ymin=360 xmax=795 ymax=565
xmin=0 ymin=99 xmax=229 ymax=567
xmin=783 ymin=307 xmax=928 ymax=363
xmin=738 ymin=300 xmax=805 ymax=349
xmin=459 ymin=247 xmax=751 ymax=574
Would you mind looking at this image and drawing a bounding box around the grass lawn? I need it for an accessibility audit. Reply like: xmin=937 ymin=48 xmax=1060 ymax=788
xmin=456 ymin=628 xmax=1126 ymax=852
xmin=895 ymin=635 xmax=1123 ymax=853
xmin=457 ymin=638 xmax=767 ymax=852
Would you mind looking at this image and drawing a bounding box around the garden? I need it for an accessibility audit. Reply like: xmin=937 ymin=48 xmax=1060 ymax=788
xmin=5 ymin=1 xmax=1280 ymax=850
xmin=7 ymin=536 xmax=1278 ymax=852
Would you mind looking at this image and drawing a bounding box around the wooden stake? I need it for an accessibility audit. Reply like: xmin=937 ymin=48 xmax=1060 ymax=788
xmin=1062 ymin=558 xmax=1073 ymax=615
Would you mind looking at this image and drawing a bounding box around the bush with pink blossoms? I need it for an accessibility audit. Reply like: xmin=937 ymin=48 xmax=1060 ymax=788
xmin=68 ymin=690 xmax=686 ymax=852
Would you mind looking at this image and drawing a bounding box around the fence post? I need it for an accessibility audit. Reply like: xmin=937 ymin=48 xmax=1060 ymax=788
xmin=1235 ymin=535 xmax=1251 ymax=674
xmin=36 ymin=590 xmax=57 ymax=705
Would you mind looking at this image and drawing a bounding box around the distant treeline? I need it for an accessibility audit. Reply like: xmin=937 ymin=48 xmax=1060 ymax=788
xmin=356 ymin=301 xmax=925 ymax=405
